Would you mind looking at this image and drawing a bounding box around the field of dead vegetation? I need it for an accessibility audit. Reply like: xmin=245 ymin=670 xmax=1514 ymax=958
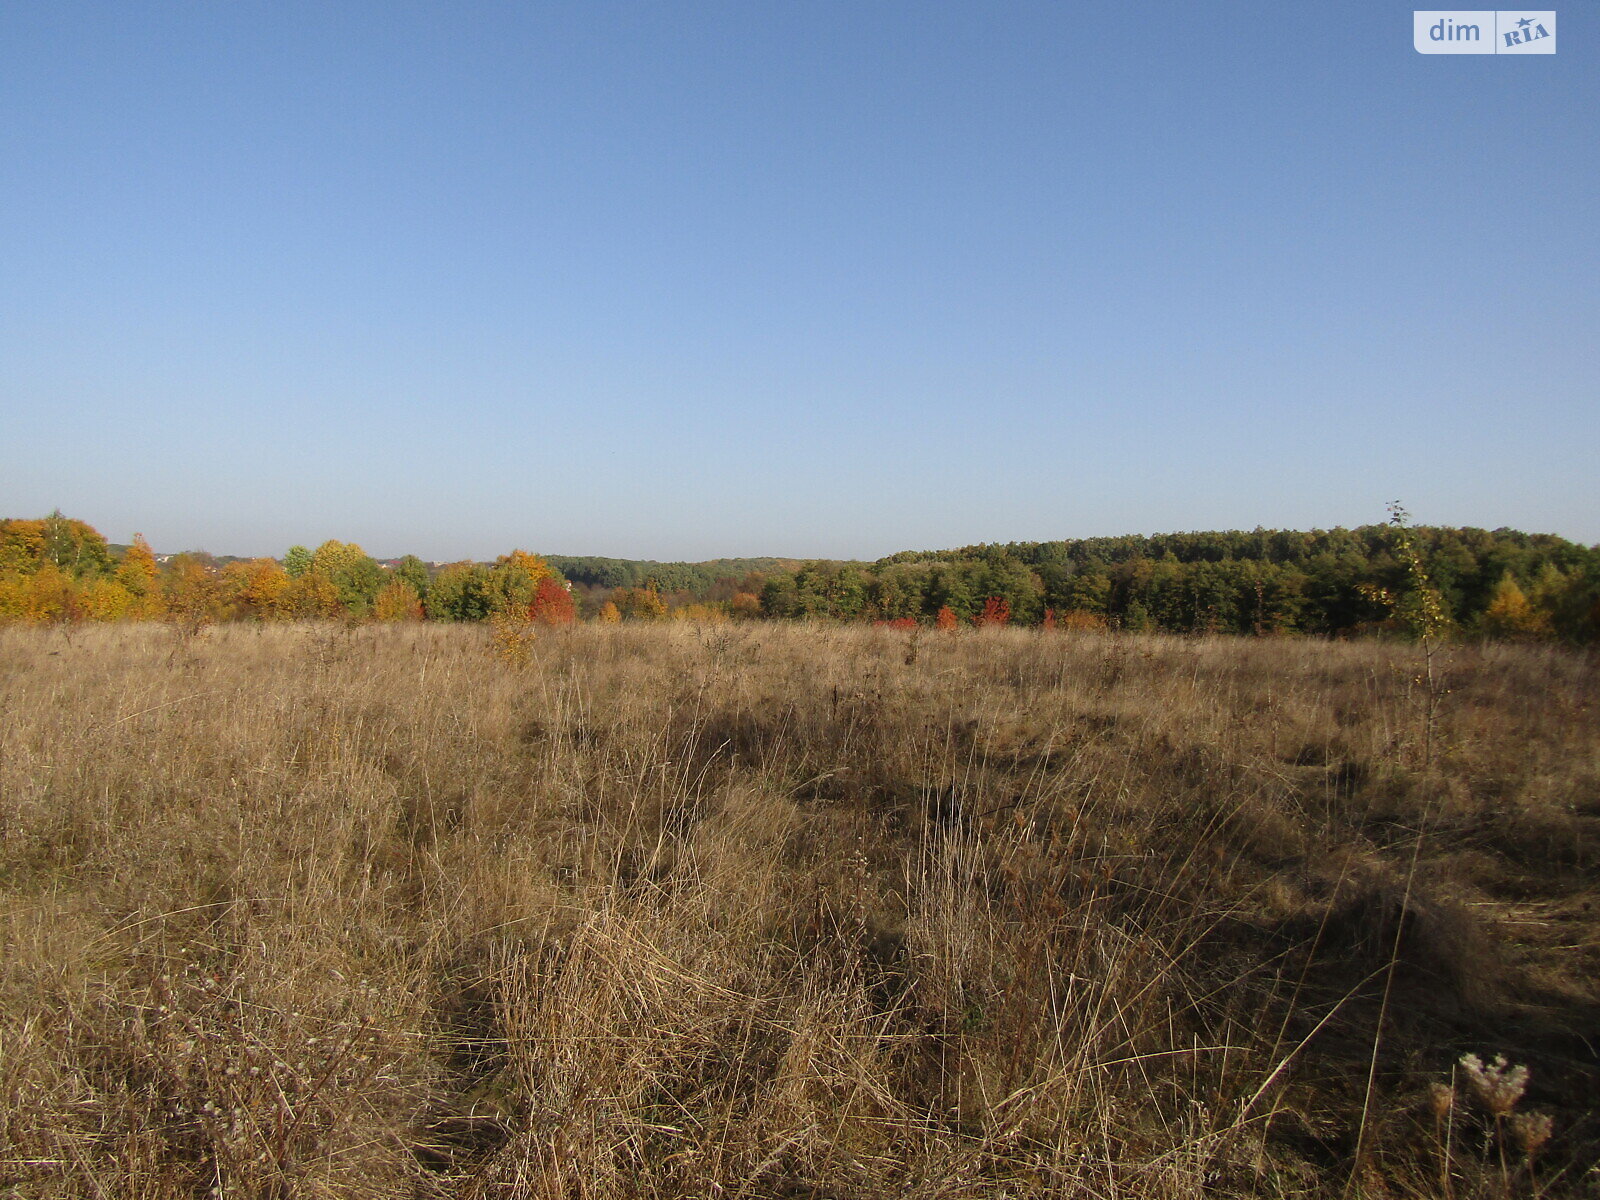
xmin=0 ymin=621 xmax=1596 ymax=1199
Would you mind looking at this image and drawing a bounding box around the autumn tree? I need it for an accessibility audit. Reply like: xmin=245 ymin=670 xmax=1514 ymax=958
xmin=0 ymin=564 xmax=77 ymax=623
xmin=486 ymin=550 xmax=554 ymax=615
xmin=1482 ymin=573 xmax=1544 ymax=638
xmin=0 ymin=575 xmax=30 ymax=622
xmin=373 ymin=579 xmax=424 ymax=621
xmin=974 ymin=596 xmax=1011 ymax=627
xmin=162 ymin=554 xmax=225 ymax=629
xmin=116 ymin=534 xmax=162 ymax=616
xmin=310 ymin=540 xmax=385 ymax=615
xmin=281 ymin=571 xmax=345 ymax=619
xmin=0 ymin=520 xmax=48 ymax=575
xmin=224 ymin=558 xmax=292 ymax=620
xmin=0 ymin=513 xmax=112 ymax=582
xmin=76 ymin=577 xmax=137 ymax=621
xmin=529 ymin=577 xmax=576 ymax=625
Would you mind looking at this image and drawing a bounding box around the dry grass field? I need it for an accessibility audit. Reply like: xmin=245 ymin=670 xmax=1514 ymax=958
xmin=0 ymin=621 xmax=1595 ymax=1199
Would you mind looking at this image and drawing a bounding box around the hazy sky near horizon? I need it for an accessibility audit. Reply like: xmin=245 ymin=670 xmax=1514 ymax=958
xmin=3 ymin=2 xmax=1596 ymax=561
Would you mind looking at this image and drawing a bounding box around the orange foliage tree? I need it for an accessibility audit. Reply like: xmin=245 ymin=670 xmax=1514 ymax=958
xmin=0 ymin=519 xmax=48 ymax=575
xmin=529 ymin=577 xmax=576 ymax=625
xmin=224 ymin=558 xmax=292 ymax=620
xmin=162 ymin=555 xmax=225 ymax=628
xmin=974 ymin=597 xmax=1010 ymax=627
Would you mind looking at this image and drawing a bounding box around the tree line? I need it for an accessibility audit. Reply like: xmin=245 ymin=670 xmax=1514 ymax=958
xmin=761 ymin=525 xmax=1600 ymax=640
xmin=0 ymin=516 xmax=574 ymax=627
xmin=2 ymin=513 xmax=1596 ymax=641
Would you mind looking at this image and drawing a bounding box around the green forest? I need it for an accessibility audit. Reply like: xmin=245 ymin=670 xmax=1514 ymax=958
xmin=761 ymin=523 xmax=1600 ymax=640
xmin=3 ymin=512 xmax=1597 ymax=641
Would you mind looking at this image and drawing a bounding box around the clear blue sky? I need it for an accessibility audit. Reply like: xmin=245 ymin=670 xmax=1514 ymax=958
xmin=3 ymin=2 xmax=1595 ymax=561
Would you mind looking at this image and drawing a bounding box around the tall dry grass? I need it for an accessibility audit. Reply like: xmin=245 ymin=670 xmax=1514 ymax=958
xmin=0 ymin=621 xmax=1595 ymax=1198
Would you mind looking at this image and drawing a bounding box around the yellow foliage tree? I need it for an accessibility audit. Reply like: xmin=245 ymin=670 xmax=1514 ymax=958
xmin=310 ymin=539 xmax=367 ymax=577
xmin=77 ymin=578 xmax=137 ymax=621
xmin=597 ymin=600 xmax=622 ymax=624
xmin=116 ymin=534 xmax=163 ymax=617
xmin=0 ymin=563 xmax=74 ymax=622
xmin=373 ymin=579 xmax=424 ymax=622
xmin=0 ymin=519 xmax=48 ymax=574
xmin=162 ymin=556 xmax=225 ymax=629
xmin=1483 ymin=572 xmax=1547 ymax=638
xmin=0 ymin=576 xmax=24 ymax=622
xmin=224 ymin=558 xmax=292 ymax=620
xmin=280 ymin=572 xmax=345 ymax=620
xmin=496 ymin=549 xmax=552 ymax=580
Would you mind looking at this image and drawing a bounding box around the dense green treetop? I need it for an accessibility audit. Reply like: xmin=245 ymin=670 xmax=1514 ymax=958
xmin=546 ymin=556 xmax=815 ymax=593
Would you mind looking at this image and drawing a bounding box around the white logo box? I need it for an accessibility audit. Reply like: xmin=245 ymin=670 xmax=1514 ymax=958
xmin=1414 ymin=10 xmax=1556 ymax=53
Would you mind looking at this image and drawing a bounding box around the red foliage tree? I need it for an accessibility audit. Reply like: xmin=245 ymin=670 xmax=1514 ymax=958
xmin=935 ymin=605 xmax=958 ymax=632
xmin=530 ymin=577 xmax=576 ymax=625
xmin=1042 ymin=607 xmax=1057 ymax=631
xmin=974 ymin=596 xmax=1010 ymax=627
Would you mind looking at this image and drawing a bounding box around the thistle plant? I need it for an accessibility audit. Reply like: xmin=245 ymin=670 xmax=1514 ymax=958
xmin=1457 ymin=1053 xmax=1554 ymax=1196
xmin=1459 ymin=1053 xmax=1529 ymax=1117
